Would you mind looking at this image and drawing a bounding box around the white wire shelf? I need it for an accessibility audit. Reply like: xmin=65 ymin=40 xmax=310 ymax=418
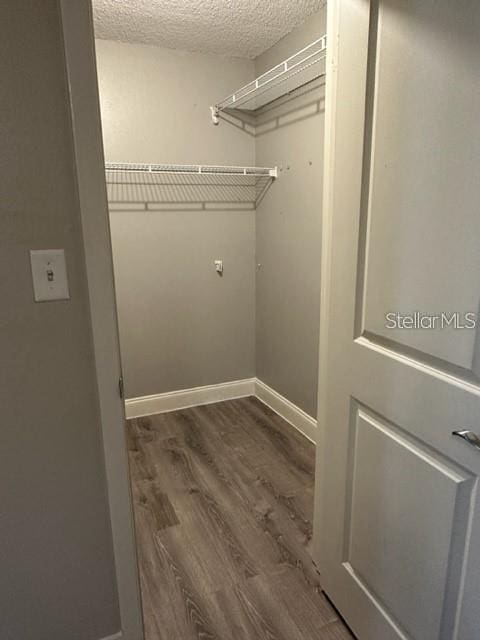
xmin=105 ymin=163 xmax=277 ymax=211
xmin=211 ymin=35 xmax=327 ymax=122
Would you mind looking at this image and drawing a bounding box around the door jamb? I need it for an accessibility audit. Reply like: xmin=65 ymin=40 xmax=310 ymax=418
xmin=312 ymin=0 xmax=342 ymax=565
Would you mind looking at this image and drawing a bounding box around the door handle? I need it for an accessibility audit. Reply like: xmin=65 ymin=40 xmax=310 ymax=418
xmin=452 ymin=430 xmax=480 ymax=451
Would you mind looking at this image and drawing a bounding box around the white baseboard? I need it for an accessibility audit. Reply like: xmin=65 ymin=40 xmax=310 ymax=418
xmin=254 ymin=379 xmax=317 ymax=443
xmin=99 ymin=632 xmax=122 ymax=640
xmin=125 ymin=377 xmax=317 ymax=443
xmin=125 ymin=378 xmax=256 ymax=419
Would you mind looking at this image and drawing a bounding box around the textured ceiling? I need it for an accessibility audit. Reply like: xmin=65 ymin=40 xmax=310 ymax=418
xmin=92 ymin=0 xmax=326 ymax=58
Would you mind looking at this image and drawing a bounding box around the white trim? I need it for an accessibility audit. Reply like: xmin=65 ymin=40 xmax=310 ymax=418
xmin=99 ymin=633 xmax=123 ymax=640
xmin=126 ymin=378 xmax=317 ymax=444
xmin=125 ymin=378 xmax=256 ymax=418
xmin=312 ymin=0 xmax=339 ymax=565
xmin=59 ymin=3 xmax=144 ymax=640
xmin=255 ymin=379 xmax=317 ymax=443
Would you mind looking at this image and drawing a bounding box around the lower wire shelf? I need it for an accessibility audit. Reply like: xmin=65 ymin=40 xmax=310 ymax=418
xmin=105 ymin=163 xmax=277 ymax=211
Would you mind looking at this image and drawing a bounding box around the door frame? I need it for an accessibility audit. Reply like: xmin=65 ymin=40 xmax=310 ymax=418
xmin=59 ymin=0 xmax=339 ymax=636
xmin=312 ymin=0 xmax=341 ymax=565
xmin=59 ymin=2 xmax=144 ymax=639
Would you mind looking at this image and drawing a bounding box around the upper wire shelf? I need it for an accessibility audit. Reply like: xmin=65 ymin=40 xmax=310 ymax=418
xmin=211 ymin=35 xmax=327 ymax=123
xmin=105 ymin=163 xmax=277 ymax=211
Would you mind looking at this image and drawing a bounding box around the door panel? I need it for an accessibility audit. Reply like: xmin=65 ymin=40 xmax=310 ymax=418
xmin=360 ymin=0 xmax=480 ymax=371
xmin=345 ymin=405 xmax=473 ymax=640
xmin=314 ymin=1 xmax=480 ymax=639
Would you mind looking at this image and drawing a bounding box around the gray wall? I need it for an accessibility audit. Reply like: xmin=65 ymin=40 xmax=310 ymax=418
xmin=0 ymin=3 xmax=120 ymax=639
xmin=95 ymin=12 xmax=325 ymax=413
xmin=95 ymin=40 xmax=256 ymax=398
xmin=255 ymin=9 xmax=326 ymax=417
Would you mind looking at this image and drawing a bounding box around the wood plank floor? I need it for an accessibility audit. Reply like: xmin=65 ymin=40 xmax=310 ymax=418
xmin=127 ymin=396 xmax=353 ymax=640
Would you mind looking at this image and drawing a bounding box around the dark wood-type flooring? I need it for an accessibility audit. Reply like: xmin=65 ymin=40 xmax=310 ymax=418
xmin=127 ymin=396 xmax=353 ymax=640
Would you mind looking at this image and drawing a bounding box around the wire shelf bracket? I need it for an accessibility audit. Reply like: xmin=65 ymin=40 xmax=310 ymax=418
xmin=211 ymin=35 xmax=327 ymax=124
xmin=104 ymin=163 xmax=277 ymax=210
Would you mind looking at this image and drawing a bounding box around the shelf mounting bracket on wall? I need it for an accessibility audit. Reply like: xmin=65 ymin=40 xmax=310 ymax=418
xmin=210 ymin=106 xmax=220 ymax=126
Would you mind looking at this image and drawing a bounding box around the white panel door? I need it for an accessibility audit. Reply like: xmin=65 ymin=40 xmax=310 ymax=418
xmin=314 ymin=1 xmax=480 ymax=639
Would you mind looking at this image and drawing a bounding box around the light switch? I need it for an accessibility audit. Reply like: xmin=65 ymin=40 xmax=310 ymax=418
xmin=30 ymin=249 xmax=70 ymax=302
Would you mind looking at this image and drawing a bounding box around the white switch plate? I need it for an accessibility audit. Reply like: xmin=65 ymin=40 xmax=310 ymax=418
xmin=30 ymin=249 xmax=70 ymax=302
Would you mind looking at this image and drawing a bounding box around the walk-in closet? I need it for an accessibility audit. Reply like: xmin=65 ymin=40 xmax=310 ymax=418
xmin=5 ymin=0 xmax=480 ymax=639
xmin=95 ymin=10 xmax=326 ymax=427
xmin=92 ymin=2 xmax=341 ymax=638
